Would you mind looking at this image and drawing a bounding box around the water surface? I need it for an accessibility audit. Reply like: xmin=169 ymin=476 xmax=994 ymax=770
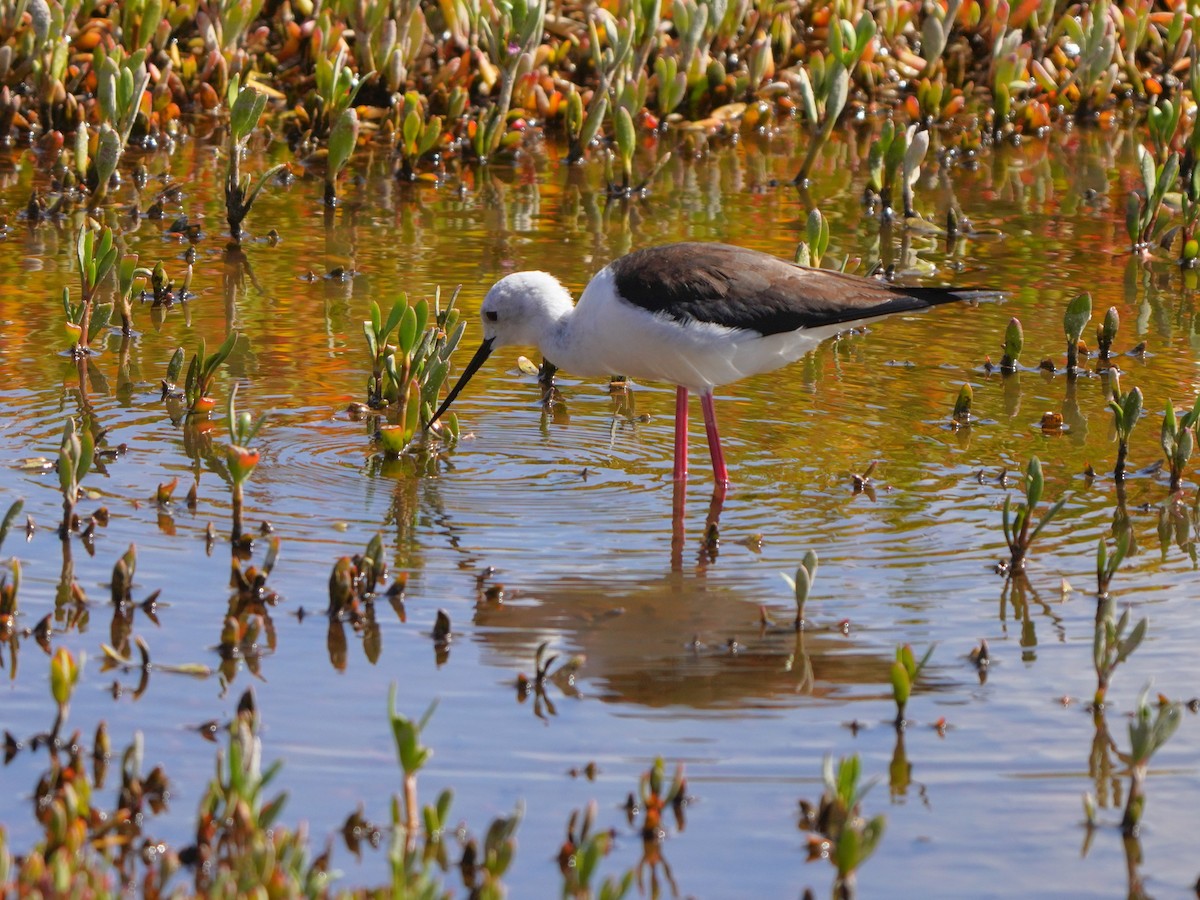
xmin=1 ymin=123 xmax=1199 ymax=896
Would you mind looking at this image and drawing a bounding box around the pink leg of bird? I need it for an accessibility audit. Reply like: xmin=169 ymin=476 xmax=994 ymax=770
xmin=701 ymin=391 xmax=729 ymax=486
xmin=673 ymin=386 xmax=689 ymax=481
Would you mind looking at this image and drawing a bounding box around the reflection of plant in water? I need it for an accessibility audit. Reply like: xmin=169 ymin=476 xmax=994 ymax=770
xmin=998 ymin=572 xmax=1071 ymax=659
xmin=326 ymin=534 xmax=404 ymax=670
xmin=1156 ymin=491 xmax=1200 ymax=565
xmin=101 ymin=634 xmax=211 ymax=700
xmin=107 ymin=543 xmax=159 ymax=658
xmin=1093 ymin=537 xmax=1144 ymax=712
xmin=216 ymin=536 xmax=282 ymax=686
xmin=799 ymin=754 xmax=885 ymax=900
xmin=1082 ymin=708 xmax=1119 ymax=856
xmin=515 ymin=640 xmax=585 ymax=720
xmin=57 ymin=417 xmax=94 ymax=539
xmin=888 ymin=730 xmax=910 ymax=802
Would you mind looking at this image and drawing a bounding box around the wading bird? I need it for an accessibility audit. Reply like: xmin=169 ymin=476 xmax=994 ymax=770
xmin=428 ymin=242 xmax=991 ymax=485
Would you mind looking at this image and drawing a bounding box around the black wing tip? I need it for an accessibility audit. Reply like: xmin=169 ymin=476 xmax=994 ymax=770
xmin=906 ymin=286 xmax=1007 ymax=306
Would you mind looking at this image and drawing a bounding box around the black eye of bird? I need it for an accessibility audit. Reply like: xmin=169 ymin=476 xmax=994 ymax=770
xmin=485 ymin=311 xmax=498 ymax=322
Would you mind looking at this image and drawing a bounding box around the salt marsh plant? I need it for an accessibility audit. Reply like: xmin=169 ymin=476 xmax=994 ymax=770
xmin=1121 ymin=688 xmax=1181 ymax=838
xmin=564 ymin=83 xmax=608 ymax=165
xmin=1063 ymin=292 xmax=1092 ymax=374
xmin=781 ymin=549 xmax=818 ymax=629
xmin=327 ymin=533 xmax=389 ymax=622
xmin=0 ymin=498 xmax=21 ymax=553
xmin=193 ymin=691 xmax=329 ymax=896
xmin=91 ymin=48 xmax=149 ymax=202
xmin=1160 ymin=395 xmax=1200 ymax=493
xmin=1126 ymin=146 xmax=1178 ymax=253
xmin=225 ymin=77 xmax=288 ymax=244
xmin=324 ymin=107 xmax=358 ymax=206
xmin=999 ymin=317 xmax=1023 ymax=373
xmin=798 ymin=755 xmax=885 ymax=900
xmin=951 ymin=383 xmax=973 ymax=426
xmin=1096 ymin=306 xmax=1120 ymax=361
xmin=394 ymin=91 xmax=442 ymax=182
xmin=364 ymin=289 xmax=465 ymax=453
xmin=793 ymin=13 xmax=876 ymax=185
xmin=890 ymin=643 xmax=933 ymax=728
xmin=865 ymin=122 xmax=928 ymax=220
xmin=1000 ymin=457 xmax=1066 ymax=574
xmin=0 ymin=558 xmax=19 ymax=642
xmin=114 ymin=253 xmax=150 ymax=336
xmin=1178 ymin=65 xmax=1200 ymax=265
xmin=64 ymin=225 xmax=118 ymax=355
xmin=1047 ymin=0 xmax=1118 ymax=121
xmin=388 ymin=688 xmax=436 ymax=838
xmin=49 ymin=646 xmax=80 ymax=742
xmin=637 ymin=756 xmax=687 ymax=841
xmin=307 ymin=46 xmax=365 ymax=141
xmin=163 ymin=330 xmax=240 ymax=416
xmin=473 ymin=0 xmax=545 ymax=161
xmin=1108 ymin=374 xmax=1142 ymax=483
xmin=225 ymin=384 xmax=265 ymax=542
xmin=341 ymin=0 xmax=426 ymax=94
xmin=458 ymin=803 xmax=522 ymax=898
xmin=558 ymin=801 xmax=635 ymax=900
xmin=795 ymin=209 xmax=830 ymax=269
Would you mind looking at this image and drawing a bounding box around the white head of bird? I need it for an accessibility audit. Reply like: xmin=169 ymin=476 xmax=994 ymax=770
xmin=426 ymin=270 xmax=576 ymax=429
xmin=479 ymin=270 xmax=574 ymax=350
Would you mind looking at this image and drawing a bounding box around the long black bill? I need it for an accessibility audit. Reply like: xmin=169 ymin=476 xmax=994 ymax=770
xmin=426 ymin=337 xmax=495 ymax=430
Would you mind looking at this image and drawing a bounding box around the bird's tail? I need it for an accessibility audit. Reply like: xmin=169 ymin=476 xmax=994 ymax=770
xmin=905 ymin=287 xmax=1006 ymax=307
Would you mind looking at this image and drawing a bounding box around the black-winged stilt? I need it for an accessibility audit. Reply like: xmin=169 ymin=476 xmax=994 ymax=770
xmin=428 ymin=242 xmax=991 ymax=485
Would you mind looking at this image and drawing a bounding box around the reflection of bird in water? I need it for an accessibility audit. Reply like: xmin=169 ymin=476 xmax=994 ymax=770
xmin=429 ymin=242 xmax=992 ymax=485
xmin=474 ymin=574 xmax=895 ymax=712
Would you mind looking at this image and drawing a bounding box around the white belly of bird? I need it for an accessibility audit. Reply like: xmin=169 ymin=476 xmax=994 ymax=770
xmin=547 ymin=267 xmax=830 ymax=393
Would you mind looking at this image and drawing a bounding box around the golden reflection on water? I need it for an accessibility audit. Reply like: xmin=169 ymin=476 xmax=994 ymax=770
xmin=2 ymin=123 xmax=1200 ymax=895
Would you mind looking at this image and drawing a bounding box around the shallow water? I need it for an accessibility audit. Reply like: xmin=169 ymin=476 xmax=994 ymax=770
xmin=2 ymin=122 xmax=1200 ymax=896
